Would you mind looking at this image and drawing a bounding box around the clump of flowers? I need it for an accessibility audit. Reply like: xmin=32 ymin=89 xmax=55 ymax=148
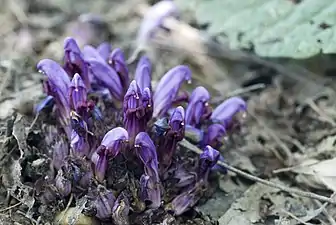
xmin=35 ymin=35 xmax=247 ymax=223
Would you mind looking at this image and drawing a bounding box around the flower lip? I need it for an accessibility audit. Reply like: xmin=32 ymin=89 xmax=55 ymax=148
xmin=135 ymin=55 xmax=152 ymax=91
xmin=210 ymin=96 xmax=247 ymax=123
xmin=153 ymin=65 xmax=191 ymax=117
xmin=185 ymin=86 xmax=210 ymax=126
xmin=101 ymin=127 xmax=129 ymax=148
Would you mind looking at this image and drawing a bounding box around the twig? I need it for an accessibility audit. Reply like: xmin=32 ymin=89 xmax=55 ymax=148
xmin=0 ymin=202 xmax=22 ymax=213
xmin=57 ymin=194 xmax=74 ymax=224
xmin=179 ymin=138 xmax=336 ymax=205
xmin=281 ymin=209 xmax=312 ymax=225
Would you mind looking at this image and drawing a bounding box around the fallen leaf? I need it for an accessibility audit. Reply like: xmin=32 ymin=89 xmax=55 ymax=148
xmin=291 ymin=158 xmax=336 ymax=191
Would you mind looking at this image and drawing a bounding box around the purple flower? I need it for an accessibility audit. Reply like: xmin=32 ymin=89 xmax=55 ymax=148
xmin=69 ymin=73 xmax=87 ymax=114
xmin=70 ymin=130 xmax=90 ymax=157
xmin=135 ymin=55 xmax=152 ymax=91
xmin=198 ymin=145 xmax=220 ymax=180
xmin=134 ymin=132 xmax=161 ymax=208
xmin=203 ymin=123 xmax=226 ymax=149
xmin=85 ymin=58 xmax=123 ymax=100
xmin=136 ymin=0 xmax=178 ymax=47
xmin=63 ymin=37 xmax=90 ymax=88
xmin=123 ymin=81 xmax=146 ymax=141
xmin=91 ymin=146 xmax=109 ymax=182
xmin=185 ymin=86 xmax=210 ymax=126
xmin=108 ymin=48 xmax=129 ymax=93
xmin=210 ymin=97 xmax=247 ymax=127
xmin=112 ymin=192 xmax=130 ymax=225
xmin=35 ymin=95 xmax=54 ymax=113
xmin=100 ymin=127 xmax=129 ymax=157
xmin=94 ymin=185 xmax=116 ymax=220
xmin=37 ymin=59 xmax=71 ymax=135
xmin=82 ymin=45 xmax=105 ymax=61
xmin=157 ymin=106 xmax=185 ymax=173
xmin=153 ymin=65 xmax=191 ymax=117
xmin=96 ymin=42 xmax=111 ymax=61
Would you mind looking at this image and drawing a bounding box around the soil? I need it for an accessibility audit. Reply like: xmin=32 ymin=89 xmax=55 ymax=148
xmin=1 ymin=0 xmax=336 ymax=225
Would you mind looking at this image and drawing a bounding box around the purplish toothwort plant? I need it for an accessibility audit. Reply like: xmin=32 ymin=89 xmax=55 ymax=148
xmin=35 ymin=1 xmax=247 ymax=222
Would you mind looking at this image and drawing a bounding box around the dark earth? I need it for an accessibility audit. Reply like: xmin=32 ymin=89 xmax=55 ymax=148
xmin=1 ymin=0 xmax=336 ymax=224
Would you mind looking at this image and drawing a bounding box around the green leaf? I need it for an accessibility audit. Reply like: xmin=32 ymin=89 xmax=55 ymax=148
xmin=176 ymin=0 xmax=336 ymax=59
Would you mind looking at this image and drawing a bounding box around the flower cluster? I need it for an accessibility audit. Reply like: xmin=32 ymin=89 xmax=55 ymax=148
xmin=36 ymin=36 xmax=247 ymax=222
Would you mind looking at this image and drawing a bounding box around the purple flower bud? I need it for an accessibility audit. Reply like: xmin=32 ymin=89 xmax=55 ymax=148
xmin=136 ymin=0 xmax=178 ymax=47
xmin=82 ymin=45 xmax=105 ymax=61
xmin=52 ymin=136 xmax=69 ymax=170
xmin=94 ymin=185 xmax=116 ymax=220
xmin=185 ymin=86 xmax=210 ymax=126
xmin=86 ymin=58 xmax=123 ymax=100
xmin=153 ymin=65 xmax=191 ymax=117
xmin=55 ymin=169 xmax=72 ymax=197
xmin=157 ymin=106 xmax=185 ymax=172
xmin=203 ymin=124 xmax=226 ymax=149
xmin=37 ymin=59 xmax=71 ymax=134
xmin=100 ymin=127 xmax=129 ymax=157
xmin=135 ymin=55 xmax=152 ymax=91
xmin=123 ymin=81 xmax=146 ymax=141
xmin=96 ymin=42 xmax=111 ymax=61
xmin=71 ymin=130 xmax=90 ymax=157
xmin=69 ymin=73 xmax=87 ymax=113
xmin=210 ymin=97 xmax=247 ymax=127
xmin=91 ymin=146 xmax=109 ymax=183
xmin=108 ymin=48 xmax=129 ymax=93
xmin=198 ymin=145 xmax=220 ymax=180
xmin=63 ymin=37 xmax=90 ymax=88
xmin=134 ymin=132 xmax=161 ymax=208
xmin=112 ymin=192 xmax=130 ymax=225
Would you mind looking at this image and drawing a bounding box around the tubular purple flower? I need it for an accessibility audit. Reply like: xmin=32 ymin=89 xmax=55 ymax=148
xmin=134 ymin=132 xmax=158 ymax=168
xmin=37 ymin=59 xmax=71 ymax=133
xmin=198 ymin=145 xmax=220 ymax=180
xmin=85 ymin=58 xmax=123 ymax=100
xmin=70 ymin=130 xmax=90 ymax=157
xmin=157 ymin=106 xmax=185 ymax=172
xmin=210 ymin=97 xmax=247 ymax=127
xmin=63 ymin=37 xmax=90 ymax=88
xmin=185 ymin=86 xmax=210 ymax=126
xmin=123 ymin=81 xmax=146 ymax=141
xmin=134 ymin=132 xmax=161 ymax=208
xmin=108 ymin=48 xmax=129 ymax=92
xmin=69 ymin=73 xmax=87 ymax=113
xmin=203 ymin=123 xmax=226 ymax=149
xmin=153 ymin=65 xmax=191 ymax=117
xmin=96 ymin=42 xmax=111 ymax=61
xmin=82 ymin=45 xmax=105 ymax=61
xmin=136 ymin=0 xmax=178 ymax=47
xmin=100 ymin=127 xmax=129 ymax=157
xmin=135 ymin=55 xmax=152 ymax=91
xmin=94 ymin=185 xmax=116 ymax=220
xmin=112 ymin=192 xmax=130 ymax=225
xmin=91 ymin=146 xmax=109 ymax=183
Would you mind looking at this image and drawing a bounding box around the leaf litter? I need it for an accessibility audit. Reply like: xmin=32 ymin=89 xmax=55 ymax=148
xmin=1 ymin=0 xmax=336 ymax=224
